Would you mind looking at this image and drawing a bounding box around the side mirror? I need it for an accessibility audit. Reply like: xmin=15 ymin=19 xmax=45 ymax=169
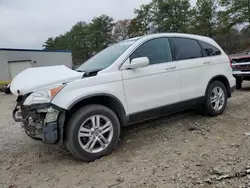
xmin=128 ymin=57 xmax=149 ymax=69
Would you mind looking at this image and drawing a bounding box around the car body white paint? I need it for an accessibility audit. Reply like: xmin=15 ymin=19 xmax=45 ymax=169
xmin=52 ymin=71 xmax=128 ymax=112
xmin=11 ymin=33 xmax=236 ymax=116
xmin=178 ymin=54 xmax=234 ymax=101
xmin=10 ymin=65 xmax=83 ymax=95
xmin=121 ymin=59 xmax=181 ymax=113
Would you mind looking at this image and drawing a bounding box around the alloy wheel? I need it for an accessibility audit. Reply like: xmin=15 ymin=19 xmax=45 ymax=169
xmin=78 ymin=115 xmax=114 ymax=153
xmin=210 ymin=86 xmax=225 ymax=111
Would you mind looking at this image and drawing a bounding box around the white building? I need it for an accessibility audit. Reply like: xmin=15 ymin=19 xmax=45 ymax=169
xmin=0 ymin=48 xmax=72 ymax=82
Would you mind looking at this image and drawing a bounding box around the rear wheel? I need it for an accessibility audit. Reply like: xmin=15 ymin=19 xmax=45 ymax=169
xmin=204 ymin=81 xmax=227 ymax=116
xmin=66 ymin=105 xmax=120 ymax=162
xmin=236 ymin=77 xmax=242 ymax=89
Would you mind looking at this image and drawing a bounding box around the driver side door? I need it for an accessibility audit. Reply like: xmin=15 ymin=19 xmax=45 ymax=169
xmin=121 ymin=37 xmax=181 ymax=119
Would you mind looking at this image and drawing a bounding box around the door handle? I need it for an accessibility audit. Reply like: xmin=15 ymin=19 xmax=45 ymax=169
xmin=203 ymin=61 xmax=211 ymax=65
xmin=165 ymin=66 xmax=177 ymax=70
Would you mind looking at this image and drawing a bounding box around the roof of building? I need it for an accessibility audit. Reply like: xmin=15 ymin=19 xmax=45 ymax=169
xmin=0 ymin=48 xmax=71 ymax=53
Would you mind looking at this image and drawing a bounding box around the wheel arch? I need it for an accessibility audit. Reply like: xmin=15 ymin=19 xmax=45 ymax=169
xmin=205 ymin=75 xmax=231 ymax=97
xmin=65 ymin=94 xmax=127 ymax=130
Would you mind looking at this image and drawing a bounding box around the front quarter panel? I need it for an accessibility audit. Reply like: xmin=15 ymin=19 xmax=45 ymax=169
xmin=51 ymin=71 xmax=128 ymax=113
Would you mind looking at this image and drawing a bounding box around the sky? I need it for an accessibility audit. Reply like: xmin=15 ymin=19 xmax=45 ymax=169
xmin=0 ymin=0 xmax=196 ymax=49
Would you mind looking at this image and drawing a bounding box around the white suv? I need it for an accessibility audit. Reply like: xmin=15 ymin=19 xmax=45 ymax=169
xmin=11 ymin=33 xmax=236 ymax=161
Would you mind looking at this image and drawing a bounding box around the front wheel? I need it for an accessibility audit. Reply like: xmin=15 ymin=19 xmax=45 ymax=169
xmin=66 ymin=105 xmax=120 ymax=162
xmin=204 ymin=81 xmax=227 ymax=116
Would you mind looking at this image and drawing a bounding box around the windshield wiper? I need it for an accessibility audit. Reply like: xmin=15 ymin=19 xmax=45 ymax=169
xmin=82 ymin=69 xmax=102 ymax=77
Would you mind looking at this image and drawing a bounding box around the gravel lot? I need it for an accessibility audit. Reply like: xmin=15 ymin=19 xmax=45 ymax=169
xmin=0 ymin=86 xmax=250 ymax=188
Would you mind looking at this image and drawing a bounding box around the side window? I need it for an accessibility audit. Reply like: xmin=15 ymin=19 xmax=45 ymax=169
xmin=199 ymin=41 xmax=221 ymax=56
xmin=170 ymin=37 xmax=203 ymax=60
xmin=130 ymin=38 xmax=172 ymax=65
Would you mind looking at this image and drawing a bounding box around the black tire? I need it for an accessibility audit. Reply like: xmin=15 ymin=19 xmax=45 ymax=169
xmin=66 ymin=104 xmax=120 ymax=162
xmin=236 ymin=77 xmax=242 ymax=89
xmin=204 ymin=81 xmax=228 ymax=116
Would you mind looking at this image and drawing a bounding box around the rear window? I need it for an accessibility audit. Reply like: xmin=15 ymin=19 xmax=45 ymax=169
xmin=199 ymin=41 xmax=221 ymax=56
xmin=170 ymin=37 xmax=203 ymax=60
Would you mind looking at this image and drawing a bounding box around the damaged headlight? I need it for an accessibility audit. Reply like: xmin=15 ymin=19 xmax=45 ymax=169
xmin=23 ymin=85 xmax=64 ymax=105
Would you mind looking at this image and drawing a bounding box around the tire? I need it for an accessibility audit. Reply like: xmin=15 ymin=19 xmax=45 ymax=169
xmin=204 ymin=81 xmax=227 ymax=116
xmin=236 ymin=77 xmax=242 ymax=89
xmin=66 ymin=104 xmax=120 ymax=162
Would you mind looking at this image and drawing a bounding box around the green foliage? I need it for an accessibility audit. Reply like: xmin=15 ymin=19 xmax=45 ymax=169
xmin=192 ymin=0 xmax=218 ymax=37
xmin=219 ymin=0 xmax=250 ymax=26
xmin=88 ymin=15 xmax=114 ymax=53
xmin=153 ymin=0 xmax=192 ymax=33
xmin=43 ymin=0 xmax=250 ymax=64
xmin=43 ymin=37 xmax=54 ymax=49
xmin=43 ymin=15 xmax=114 ymax=64
xmin=113 ymin=19 xmax=130 ymax=42
xmin=127 ymin=19 xmax=143 ymax=37
xmin=133 ymin=4 xmax=154 ymax=35
xmin=0 ymin=81 xmax=10 ymax=90
xmin=215 ymin=28 xmax=240 ymax=54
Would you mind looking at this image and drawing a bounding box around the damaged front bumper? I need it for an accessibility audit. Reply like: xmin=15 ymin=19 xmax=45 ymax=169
xmin=13 ymin=95 xmax=65 ymax=144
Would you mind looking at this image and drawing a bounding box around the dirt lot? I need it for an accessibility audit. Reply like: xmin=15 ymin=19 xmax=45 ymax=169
xmin=0 ymin=86 xmax=250 ymax=188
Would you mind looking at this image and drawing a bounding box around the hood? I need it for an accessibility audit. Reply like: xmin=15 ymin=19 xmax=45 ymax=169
xmin=10 ymin=65 xmax=83 ymax=96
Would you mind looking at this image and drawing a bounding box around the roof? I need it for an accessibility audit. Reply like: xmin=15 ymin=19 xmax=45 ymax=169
xmin=134 ymin=33 xmax=218 ymax=48
xmin=0 ymin=48 xmax=71 ymax=53
xmin=122 ymin=33 xmax=212 ymax=43
xmin=144 ymin=33 xmax=212 ymax=41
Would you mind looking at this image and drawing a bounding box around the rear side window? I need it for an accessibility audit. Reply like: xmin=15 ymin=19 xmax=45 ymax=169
xmin=170 ymin=37 xmax=203 ymax=60
xmin=199 ymin=41 xmax=221 ymax=56
xmin=130 ymin=38 xmax=172 ymax=65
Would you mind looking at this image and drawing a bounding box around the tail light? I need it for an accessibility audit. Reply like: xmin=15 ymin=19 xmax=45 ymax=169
xmin=228 ymin=56 xmax=232 ymax=68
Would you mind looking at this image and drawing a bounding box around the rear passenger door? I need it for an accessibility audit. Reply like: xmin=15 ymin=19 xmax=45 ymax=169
xmin=169 ymin=37 xmax=208 ymax=101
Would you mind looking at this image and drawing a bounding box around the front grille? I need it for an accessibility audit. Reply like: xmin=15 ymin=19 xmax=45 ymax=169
xmin=236 ymin=67 xmax=250 ymax=71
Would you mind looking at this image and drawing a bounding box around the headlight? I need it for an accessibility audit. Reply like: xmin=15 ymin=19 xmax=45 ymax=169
xmin=23 ymin=85 xmax=64 ymax=105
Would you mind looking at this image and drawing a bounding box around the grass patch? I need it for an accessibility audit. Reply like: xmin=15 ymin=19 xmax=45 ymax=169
xmin=0 ymin=81 xmax=10 ymax=89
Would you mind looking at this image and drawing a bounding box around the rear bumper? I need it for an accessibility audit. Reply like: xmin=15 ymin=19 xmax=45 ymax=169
xmin=233 ymin=73 xmax=250 ymax=81
xmin=228 ymin=75 xmax=236 ymax=97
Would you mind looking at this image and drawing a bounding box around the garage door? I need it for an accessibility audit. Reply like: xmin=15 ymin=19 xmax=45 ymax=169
xmin=8 ymin=61 xmax=32 ymax=79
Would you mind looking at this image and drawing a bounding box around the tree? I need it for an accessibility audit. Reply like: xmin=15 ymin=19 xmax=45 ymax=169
xmin=43 ymin=37 xmax=55 ymax=49
xmin=88 ymin=15 xmax=114 ymax=53
xmin=43 ymin=0 xmax=250 ymax=64
xmin=219 ymin=0 xmax=250 ymax=28
xmin=67 ymin=21 xmax=92 ymax=63
xmin=112 ymin=19 xmax=130 ymax=42
xmin=127 ymin=19 xmax=142 ymax=37
xmin=215 ymin=27 xmax=240 ymax=54
xmin=192 ymin=0 xmax=218 ymax=37
xmin=129 ymin=3 xmax=154 ymax=37
xmin=152 ymin=0 xmax=192 ymax=33
xmin=43 ymin=15 xmax=114 ymax=65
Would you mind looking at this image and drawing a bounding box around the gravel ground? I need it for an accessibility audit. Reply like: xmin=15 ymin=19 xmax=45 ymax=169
xmin=0 ymin=86 xmax=250 ymax=188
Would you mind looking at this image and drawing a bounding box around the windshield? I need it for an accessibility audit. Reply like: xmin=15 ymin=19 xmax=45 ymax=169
xmin=77 ymin=39 xmax=138 ymax=72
